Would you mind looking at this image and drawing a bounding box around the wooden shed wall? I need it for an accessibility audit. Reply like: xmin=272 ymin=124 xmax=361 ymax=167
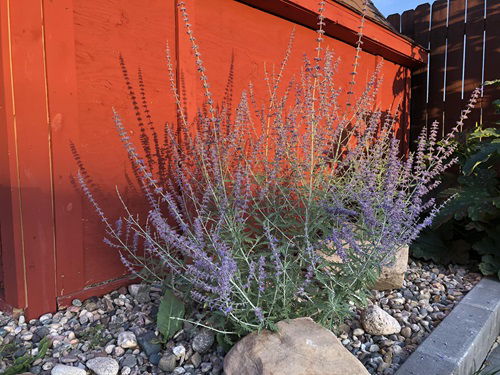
xmin=0 ymin=0 xmax=418 ymax=318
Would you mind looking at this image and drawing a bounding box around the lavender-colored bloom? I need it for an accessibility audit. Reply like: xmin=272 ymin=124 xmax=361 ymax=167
xmin=77 ymin=1 xmax=482 ymax=333
xmin=254 ymin=307 xmax=264 ymax=322
xmin=265 ymin=224 xmax=283 ymax=277
xmin=257 ymin=256 xmax=266 ymax=294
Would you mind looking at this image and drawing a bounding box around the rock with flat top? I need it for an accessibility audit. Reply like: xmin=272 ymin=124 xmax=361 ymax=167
xmin=224 ymin=317 xmax=369 ymax=375
xmin=373 ymin=245 xmax=409 ymax=290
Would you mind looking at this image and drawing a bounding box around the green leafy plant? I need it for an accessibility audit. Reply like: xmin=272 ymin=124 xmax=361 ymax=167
xmin=157 ymin=290 xmax=185 ymax=339
xmin=412 ymin=80 xmax=500 ymax=277
xmin=0 ymin=337 xmax=49 ymax=375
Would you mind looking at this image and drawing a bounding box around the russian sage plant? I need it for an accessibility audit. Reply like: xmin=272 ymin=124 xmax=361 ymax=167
xmin=77 ymin=1 xmax=480 ymax=336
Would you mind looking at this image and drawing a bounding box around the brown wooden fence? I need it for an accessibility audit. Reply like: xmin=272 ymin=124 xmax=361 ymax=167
xmin=388 ymin=0 xmax=499 ymax=144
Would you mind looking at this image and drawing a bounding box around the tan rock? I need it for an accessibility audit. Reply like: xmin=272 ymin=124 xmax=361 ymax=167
xmin=318 ymin=243 xmax=409 ymax=291
xmin=373 ymin=245 xmax=409 ymax=290
xmin=360 ymin=305 xmax=401 ymax=335
xmin=223 ymin=317 xmax=370 ymax=375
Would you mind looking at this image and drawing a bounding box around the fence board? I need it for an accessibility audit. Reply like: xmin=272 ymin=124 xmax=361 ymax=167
xmin=394 ymin=0 xmax=498 ymax=142
xmin=444 ymin=0 xmax=466 ymax=130
xmin=409 ymin=3 xmax=431 ymax=145
xmin=387 ymin=13 xmax=401 ymax=32
xmin=464 ymin=0 xmax=485 ymax=126
xmin=427 ymin=0 xmax=448 ymax=128
xmin=483 ymin=0 xmax=500 ymax=125
xmin=401 ymin=10 xmax=415 ymax=39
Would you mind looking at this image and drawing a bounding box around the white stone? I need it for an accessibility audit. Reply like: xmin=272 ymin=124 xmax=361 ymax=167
xmin=173 ymin=345 xmax=186 ymax=360
xmin=117 ymin=331 xmax=137 ymax=349
xmin=127 ymin=284 xmax=141 ymax=297
xmin=51 ymin=364 xmax=87 ymax=375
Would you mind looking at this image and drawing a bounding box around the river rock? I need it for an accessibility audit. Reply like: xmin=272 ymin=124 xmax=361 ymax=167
xmin=117 ymin=331 xmax=137 ymax=349
xmin=192 ymin=329 xmax=215 ymax=353
xmin=373 ymin=245 xmax=409 ymax=290
xmin=159 ymin=354 xmax=177 ymax=372
xmin=51 ymin=364 xmax=86 ymax=375
xmin=361 ymin=305 xmax=401 ymax=335
xmin=86 ymin=357 xmax=119 ymax=375
xmin=224 ymin=317 xmax=369 ymax=375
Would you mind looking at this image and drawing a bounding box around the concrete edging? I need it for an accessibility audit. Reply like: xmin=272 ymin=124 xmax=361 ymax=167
xmin=395 ymin=277 xmax=500 ymax=375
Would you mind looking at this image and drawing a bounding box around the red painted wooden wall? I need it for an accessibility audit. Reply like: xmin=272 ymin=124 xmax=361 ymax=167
xmin=0 ymin=0 xmax=425 ymax=319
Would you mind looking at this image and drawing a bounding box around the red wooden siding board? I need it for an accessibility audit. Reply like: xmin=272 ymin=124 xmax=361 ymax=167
xmin=6 ymin=0 xmax=57 ymax=318
xmin=0 ymin=0 xmax=26 ymax=309
xmin=42 ymin=0 xmax=85 ymax=299
xmin=240 ymin=0 xmax=427 ymax=67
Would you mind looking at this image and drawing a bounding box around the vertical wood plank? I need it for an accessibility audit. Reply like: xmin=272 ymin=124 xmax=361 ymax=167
xmin=444 ymin=0 xmax=466 ymax=130
xmin=6 ymin=0 xmax=57 ymax=318
xmin=0 ymin=0 xmax=27 ymax=309
xmin=401 ymin=10 xmax=415 ymax=39
xmin=483 ymin=0 xmax=500 ymax=125
xmin=42 ymin=0 xmax=85 ymax=298
xmin=410 ymin=3 xmax=431 ymax=147
xmin=427 ymin=0 xmax=448 ymax=129
xmin=464 ymin=0 xmax=485 ymax=126
xmin=387 ymin=13 xmax=401 ymax=33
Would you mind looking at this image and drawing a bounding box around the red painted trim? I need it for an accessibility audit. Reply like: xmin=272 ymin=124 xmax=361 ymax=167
xmin=0 ymin=0 xmax=27 ymax=310
xmin=0 ymin=0 xmax=58 ymax=319
xmin=56 ymin=275 xmax=139 ymax=309
xmin=238 ymin=0 xmax=427 ymax=68
xmin=42 ymin=0 xmax=86 ymax=298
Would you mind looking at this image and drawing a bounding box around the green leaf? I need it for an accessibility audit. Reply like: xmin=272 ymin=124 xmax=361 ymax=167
xmin=433 ymin=188 xmax=494 ymax=225
xmin=479 ymin=255 xmax=500 ymax=277
xmin=467 ymin=127 xmax=500 ymax=140
xmin=473 ymin=236 xmax=499 ymax=255
xmin=157 ymin=290 xmax=185 ymax=340
xmin=463 ymin=141 xmax=500 ymax=175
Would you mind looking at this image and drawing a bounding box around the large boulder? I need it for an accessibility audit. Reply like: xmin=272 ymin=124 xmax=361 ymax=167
xmin=360 ymin=305 xmax=401 ymax=335
xmin=373 ymin=245 xmax=409 ymax=290
xmin=224 ymin=317 xmax=369 ymax=375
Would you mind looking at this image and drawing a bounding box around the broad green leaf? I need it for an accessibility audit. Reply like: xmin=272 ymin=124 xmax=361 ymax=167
xmin=479 ymin=255 xmax=500 ymax=277
xmin=473 ymin=237 xmax=499 ymax=255
xmin=468 ymin=127 xmax=500 ymax=140
xmin=433 ymin=188 xmax=494 ymax=226
xmin=157 ymin=290 xmax=185 ymax=340
xmin=463 ymin=141 xmax=500 ymax=175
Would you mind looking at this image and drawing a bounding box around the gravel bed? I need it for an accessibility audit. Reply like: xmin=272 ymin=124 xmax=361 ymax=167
xmin=0 ymin=259 xmax=481 ymax=375
xmin=339 ymin=259 xmax=482 ymax=375
xmin=0 ymin=285 xmax=224 ymax=375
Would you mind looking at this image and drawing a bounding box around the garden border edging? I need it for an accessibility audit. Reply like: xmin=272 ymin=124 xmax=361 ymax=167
xmin=395 ymin=277 xmax=500 ymax=375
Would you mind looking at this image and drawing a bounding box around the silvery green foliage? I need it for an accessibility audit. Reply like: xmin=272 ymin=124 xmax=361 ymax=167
xmin=77 ymin=1 xmax=479 ymax=335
